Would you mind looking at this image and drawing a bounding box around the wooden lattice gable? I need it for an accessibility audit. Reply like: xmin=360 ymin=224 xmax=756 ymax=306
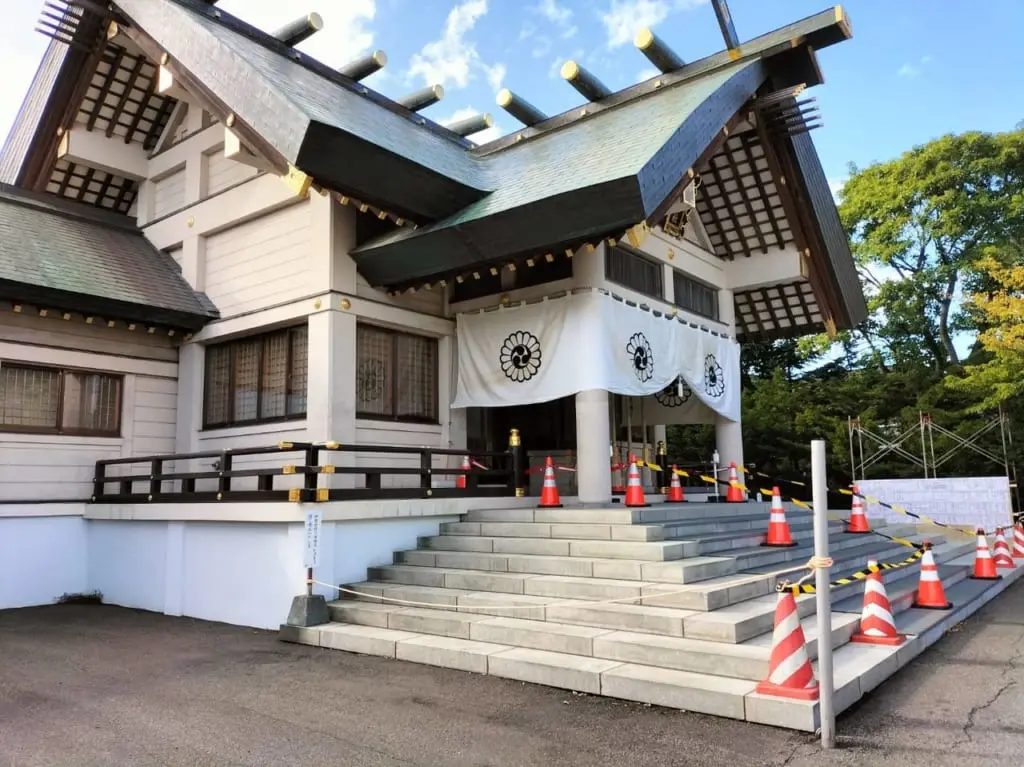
xmin=733 ymin=280 xmax=825 ymax=342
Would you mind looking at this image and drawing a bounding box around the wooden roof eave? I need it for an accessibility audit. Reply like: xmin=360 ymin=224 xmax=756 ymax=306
xmin=16 ymin=9 xmax=110 ymax=194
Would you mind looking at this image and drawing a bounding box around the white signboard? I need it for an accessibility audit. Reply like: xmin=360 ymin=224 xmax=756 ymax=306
xmin=858 ymin=476 xmax=1013 ymax=533
xmin=303 ymin=510 xmax=323 ymax=568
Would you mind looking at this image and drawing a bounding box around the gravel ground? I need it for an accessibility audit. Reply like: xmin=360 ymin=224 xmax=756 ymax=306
xmin=1 ymin=582 xmax=1022 ymax=767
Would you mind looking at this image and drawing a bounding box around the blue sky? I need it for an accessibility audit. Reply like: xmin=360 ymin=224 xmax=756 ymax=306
xmin=3 ymin=0 xmax=1022 ymax=191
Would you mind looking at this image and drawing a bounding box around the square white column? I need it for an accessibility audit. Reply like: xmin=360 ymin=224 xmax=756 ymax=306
xmin=306 ymin=306 xmax=357 ymax=485
xmin=575 ymin=389 xmax=611 ymax=504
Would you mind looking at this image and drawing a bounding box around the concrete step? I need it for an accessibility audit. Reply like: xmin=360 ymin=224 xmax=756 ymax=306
xmin=681 ymin=539 xmax=972 ymax=644
xmin=687 ymin=522 xmax=846 ymax=555
xmin=287 ymin=552 xmax=1024 ymax=733
xmin=440 ymin=520 xmax=668 ymax=542
xmin=729 ymin=525 xmax=928 ymax=572
xmin=464 ymin=507 xmax=642 ymax=525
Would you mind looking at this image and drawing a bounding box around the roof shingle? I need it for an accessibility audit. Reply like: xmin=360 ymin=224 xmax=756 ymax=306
xmin=0 ymin=184 xmax=218 ymax=330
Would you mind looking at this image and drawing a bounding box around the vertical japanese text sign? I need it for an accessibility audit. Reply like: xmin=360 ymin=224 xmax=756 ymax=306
xmin=304 ymin=509 xmax=323 ymax=569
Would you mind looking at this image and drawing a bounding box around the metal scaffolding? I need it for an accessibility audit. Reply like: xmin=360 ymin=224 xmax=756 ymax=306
xmin=847 ymin=410 xmax=1017 ymax=498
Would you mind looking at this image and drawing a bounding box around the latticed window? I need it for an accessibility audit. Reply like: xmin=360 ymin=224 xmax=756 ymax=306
xmin=605 ymin=246 xmax=664 ymax=300
xmin=203 ymin=325 xmax=308 ymax=428
xmin=0 ymin=363 xmax=122 ymax=436
xmin=356 ymin=324 xmax=438 ymax=422
xmin=673 ymin=271 xmax=720 ymax=321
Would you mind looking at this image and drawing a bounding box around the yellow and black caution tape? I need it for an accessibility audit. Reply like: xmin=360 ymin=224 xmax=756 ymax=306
xmin=779 ymin=548 xmax=925 ymax=596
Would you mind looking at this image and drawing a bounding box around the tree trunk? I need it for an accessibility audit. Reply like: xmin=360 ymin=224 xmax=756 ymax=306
xmin=938 ymin=272 xmax=961 ymax=368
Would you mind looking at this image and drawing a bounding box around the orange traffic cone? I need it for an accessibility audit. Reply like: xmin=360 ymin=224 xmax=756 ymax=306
xmin=912 ymin=542 xmax=952 ymax=610
xmin=762 ymin=486 xmax=797 ymax=547
xmin=846 ymin=485 xmax=871 ymax=534
xmin=538 ymin=456 xmax=562 ymax=508
xmin=457 ymin=455 xmax=470 ymax=489
xmin=993 ymin=528 xmax=1015 ymax=569
xmin=1013 ymin=524 xmax=1024 ymax=559
xmin=624 ymin=455 xmax=649 ymax=508
xmin=970 ymin=529 xmax=1000 ymax=581
xmin=755 ymin=590 xmax=819 ymax=701
xmin=725 ymin=463 xmax=744 ymax=503
xmin=850 ymin=560 xmax=906 ymax=646
xmin=665 ymin=466 xmax=685 ymax=504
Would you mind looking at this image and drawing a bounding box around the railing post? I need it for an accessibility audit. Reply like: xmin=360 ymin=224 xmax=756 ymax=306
xmin=149 ymin=458 xmax=163 ymax=500
xmin=420 ymin=449 xmax=433 ymax=495
xmin=656 ymin=440 xmax=668 ymax=494
xmin=304 ymin=444 xmax=320 ymax=502
xmin=92 ymin=461 xmax=106 ymax=502
xmin=509 ymin=428 xmax=526 ymax=498
xmin=217 ymin=450 xmax=232 ymax=499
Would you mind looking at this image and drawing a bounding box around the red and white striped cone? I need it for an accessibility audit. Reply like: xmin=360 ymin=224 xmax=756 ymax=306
xmin=754 ymin=590 xmax=819 ymax=700
xmin=624 ymin=455 xmax=649 ymax=508
xmin=1013 ymin=524 xmax=1024 ymax=559
xmin=762 ymin=486 xmax=796 ymax=547
xmin=538 ymin=456 xmax=563 ymax=508
xmin=457 ymin=455 xmax=470 ymax=489
xmin=970 ymin=529 xmax=1000 ymax=581
xmin=993 ymin=528 xmax=1015 ymax=569
xmin=850 ymin=560 xmax=906 ymax=646
xmin=912 ymin=542 xmax=952 ymax=610
xmin=846 ymin=485 xmax=871 ymax=534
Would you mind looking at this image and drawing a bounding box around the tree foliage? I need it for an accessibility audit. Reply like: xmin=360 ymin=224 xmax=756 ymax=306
xmin=664 ymin=129 xmax=1024 ymax=495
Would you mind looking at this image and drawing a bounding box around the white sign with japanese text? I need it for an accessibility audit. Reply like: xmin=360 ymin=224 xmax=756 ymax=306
xmin=859 ymin=476 xmax=1013 ymax=532
xmin=303 ymin=510 xmax=323 ymax=568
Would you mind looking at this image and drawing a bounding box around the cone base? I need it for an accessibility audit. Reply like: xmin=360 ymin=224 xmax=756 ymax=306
xmin=754 ymin=680 xmax=820 ymax=701
xmin=664 ymin=499 xmax=686 ymax=504
xmin=912 ymin=600 xmax=953 ymax=610
xmin=845 ymin=528 xmax=872 ymax=534
xmin=761 ymin=541 xmax=798 ymax=548
xmin=970 ymin=573 xmax=1001 ymax=581
xmin=625 ymin=503 xmax=651 ymax=508
xmin=537 ymin=503 xmax=563 ymax=509
xmin=851 ymin=632 xmax=906 ymax=647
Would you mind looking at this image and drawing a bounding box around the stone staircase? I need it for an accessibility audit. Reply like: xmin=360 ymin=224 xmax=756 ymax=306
xmin=281 ymin=501 xmax=1024 ymax=731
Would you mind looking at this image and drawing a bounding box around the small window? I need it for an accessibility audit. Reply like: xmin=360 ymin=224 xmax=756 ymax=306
xmin=673 ymin=271 xmax=720 ymax=321
xmin=203 ymin=325 xmax=308 ymax=428
xmin=356 ymin=325 xmax=438 ymax=422
xmin=605 ymin=246 xmax=664 ymax=300
xmin=0 ymin=363 xmax=122 ymax=436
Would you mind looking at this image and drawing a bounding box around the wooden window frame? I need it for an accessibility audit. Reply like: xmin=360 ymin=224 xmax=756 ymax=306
xmin=672 ymin=270 xmax=720 ymax=322
xmin=605 ymin=245 xmax=665 ymax=301
xmin=356 ymin=324 xmax=440 ymax=424
xmin=0 ymin=361 xmax=123 ymax=437
xmin=202 ymin=325 xmax=308 ymax=430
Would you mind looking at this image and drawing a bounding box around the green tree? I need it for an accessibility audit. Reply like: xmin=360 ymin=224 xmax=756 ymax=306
xmin=839 ymin=130 xmax=1024 ymax=372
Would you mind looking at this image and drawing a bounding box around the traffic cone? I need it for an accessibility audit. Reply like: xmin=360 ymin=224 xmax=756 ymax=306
xmin=457 ymin=455 xmax=470 ymax=489
xmin=538 ymin=456 xmax=563 ymax=509
xmin=846 ymin=485 xmax=871 ymax=534
xmin=993 ymin=528 xmax=1015 ymax=569
xmin=725 ymin=463 xmax=744 ymax=503
xmin=762 ymin=486 xmax=797 ymax=547
xmin=754 ymin=590 xmax=819 ymax=701
xmin=624 ymin=455 xmax=649 ymax=508
xmin=912 ymin=542 xmax=952 ymax=610
xmin=1013 ymin=524 xmax=1024 ymax=559
xmin=850 ymin=560 xmax=906 ymax=646
xmin=665 ymin=466 xmax=685 ymax=504
xmin=970 ymin=529 xmax=1000 ymax=581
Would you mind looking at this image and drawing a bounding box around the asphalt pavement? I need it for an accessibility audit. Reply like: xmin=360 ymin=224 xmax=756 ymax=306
xmin=1 ymin=583 xmax=1022 ymax=767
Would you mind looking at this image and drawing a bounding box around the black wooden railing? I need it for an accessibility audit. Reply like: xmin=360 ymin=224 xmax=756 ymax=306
xmin=92 ymin=430 xmax=527 ymax=503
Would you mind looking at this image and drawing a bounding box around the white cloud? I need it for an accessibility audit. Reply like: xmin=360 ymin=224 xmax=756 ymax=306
xmin=441 ymin=106 xmax=503 ymax=144
xmin=897 ymin=55 xmax=933 ymax=79
xmin=535 ymin=0 xmax=578 ymax=39
xmin=549 ymin=48 xmax=584 ymax=79
xmin=636 ymin=67 xmax=660 ymax=81
xmin=407 ymin=0 xmax=500 ymax=91
xmin=219 ymin=0 xmax=377 ymax=68
xmin=483 ymin=62 xmax=507 ymax=92
xmin=601 ymin=0 xmax=670 ymax=48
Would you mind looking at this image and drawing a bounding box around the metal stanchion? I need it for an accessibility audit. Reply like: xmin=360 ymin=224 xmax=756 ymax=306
xmin=811 ymin=439 xmax=835 ymax=749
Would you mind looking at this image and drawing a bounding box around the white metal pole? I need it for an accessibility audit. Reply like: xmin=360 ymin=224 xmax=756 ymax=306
xmin=811 ymin=439 xmax=835 ymax=748
xmin=712 ymin=449 xmax=720 ymax=501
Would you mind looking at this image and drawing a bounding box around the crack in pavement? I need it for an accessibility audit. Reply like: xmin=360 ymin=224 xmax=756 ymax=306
xmin=951 ymin=631 xmax=1024 ymax=751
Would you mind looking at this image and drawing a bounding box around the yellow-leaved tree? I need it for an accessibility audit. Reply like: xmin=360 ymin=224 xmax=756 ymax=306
xmin=949 ymin=253 xmax=1024 ymax=409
